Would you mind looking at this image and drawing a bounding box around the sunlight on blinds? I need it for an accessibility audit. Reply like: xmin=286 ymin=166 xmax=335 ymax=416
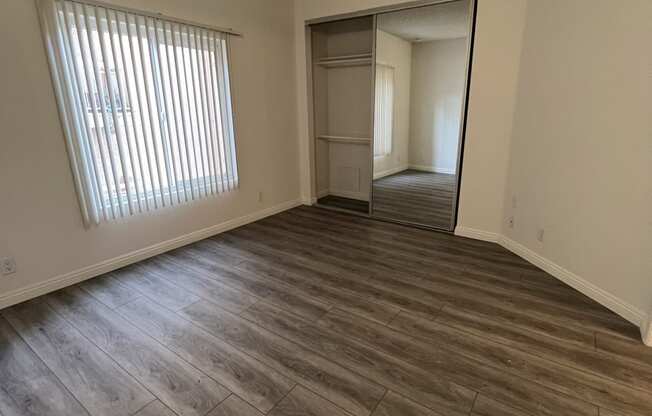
xmin=374 ymin=64 xmax=394 ymax=158
xmin=38 ymin=0 xmax=238 ymax=225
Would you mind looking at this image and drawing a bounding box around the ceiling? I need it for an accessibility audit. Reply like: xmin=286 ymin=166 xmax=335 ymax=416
xmin=378 ymin=1 xmax=470 ymax=42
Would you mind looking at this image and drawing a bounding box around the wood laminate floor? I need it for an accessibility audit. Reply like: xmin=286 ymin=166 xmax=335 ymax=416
xmin=2 ymin=206 xmax=650 ymax=416
xmin=317 ymin=195 xmax=369 ymax=214
xmin=372 ymin=169 xmax=455 ymax=229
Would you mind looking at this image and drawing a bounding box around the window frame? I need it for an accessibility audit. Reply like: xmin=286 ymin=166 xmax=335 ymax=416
xmin=37 ymin=0 xmax=241 ymax=225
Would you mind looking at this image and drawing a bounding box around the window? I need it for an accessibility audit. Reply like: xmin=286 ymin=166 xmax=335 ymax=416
xmin=38 ymin=0 xmax=238 ymax=225
xmin=374 ymin=64 xmax=394 ymax=158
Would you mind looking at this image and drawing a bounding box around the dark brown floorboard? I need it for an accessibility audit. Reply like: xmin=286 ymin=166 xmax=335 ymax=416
xmin=318 ymin=195 xmax=369 ymax=213
xmin=0 ymin=206 xmax=648 ymax=416
xmin=372 ymin=169 xmax=455 ymax=229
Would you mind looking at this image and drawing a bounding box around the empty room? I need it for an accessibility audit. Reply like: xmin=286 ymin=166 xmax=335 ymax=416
xmin=0 ymin=1 xmax=650 ymax=416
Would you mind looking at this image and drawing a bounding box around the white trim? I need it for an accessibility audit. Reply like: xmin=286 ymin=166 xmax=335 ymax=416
xmin=454 ymin=226 xmax=500 ymax=243
xmin=455 ymin=226 xmax=648 ymax=334
xmin=373 ymin=165 xmax=408 ymax=180
xmin=408 ymin=164 xmax=456 ymax=175
xmin=642 ymin=314 xmax=652 ymax=347
xmin=0 ymin=198 xmax=302 ymax=310
xmin=499 ymin=236 xmax=646 ymax=327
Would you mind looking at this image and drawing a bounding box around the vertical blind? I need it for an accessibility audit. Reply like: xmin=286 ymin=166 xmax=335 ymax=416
xmin=374 ymin=64 xmax=394 ymax=158
xmin=38 ymin=0 xmax=239 ymax=225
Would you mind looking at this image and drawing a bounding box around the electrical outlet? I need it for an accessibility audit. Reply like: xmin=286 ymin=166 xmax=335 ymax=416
xmin=508 ymin=216 xmax=514 ymax=228
xmin=512 ymin=195 xmax=517 ymax=209
xmin=257 ymin=191 xmax=263 ymax=203
xmin=537 ymin=228 xmax=545 ymax=242
xmin=1 ymin=257 xmax=16 ymax=276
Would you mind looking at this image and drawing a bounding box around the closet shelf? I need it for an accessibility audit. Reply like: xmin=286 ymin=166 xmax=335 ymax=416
xmin=315 ymin=53 xmax=373 ymax=68
xmin=317 ymin=135 xmax=371 ymax=145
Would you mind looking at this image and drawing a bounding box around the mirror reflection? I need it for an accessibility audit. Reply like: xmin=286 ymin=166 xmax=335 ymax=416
xmin=372 ymin=1 xmax=471 ymax=229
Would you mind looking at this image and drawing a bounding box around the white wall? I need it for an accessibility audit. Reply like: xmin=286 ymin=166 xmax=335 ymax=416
xmin=0 ymin=0 xmax=300 ymax=306
xmin=454 ymin=0 xmax=528 ymax=235
xmin=502 ymin=0 xmax=652 ymax=322
xmin=409 ymin=37 xmax=467 ymax=174
xmin=374 ymin=30 xmax=412 ymax=179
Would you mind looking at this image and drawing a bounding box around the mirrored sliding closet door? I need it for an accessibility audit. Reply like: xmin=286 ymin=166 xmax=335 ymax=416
xmin=371 ymin=0 xmax=473 ymax=230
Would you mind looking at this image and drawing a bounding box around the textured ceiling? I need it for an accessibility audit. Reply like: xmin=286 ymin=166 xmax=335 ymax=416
xmin=378 ymin=1 xmax=470 ymax=42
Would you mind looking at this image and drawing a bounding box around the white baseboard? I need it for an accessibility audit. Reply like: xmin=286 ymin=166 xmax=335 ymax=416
xmin=373 ymin=165 xmax=408 ymax=180
xmin=642 ymin=314 xmax=652 ymax=347
xmin=455 ymin=226 xmax=649 ymax=342
xmin=454 ymin=226 xmax=501 ymax=243
xmin=0 ymin=198 xmax=303 ymax=310
xmin=408 ymin=164 xmax=456 ymax=175
xmin=499 ymin=235 xmax=647 ymax=327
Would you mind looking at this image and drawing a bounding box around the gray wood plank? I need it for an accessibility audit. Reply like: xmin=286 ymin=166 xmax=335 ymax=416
xmin=199 ymin=239 xmax=400 ymax=325
xmin=434 ymin=303 xmax=593 ymax=351
xmin=213 ymin=232 xmax=444 ymax=320
xmin=239 ymin=219 xmax=571 ymax=329
xmin=269 ymin=385 xmax=350 ymax=416
xmin=0 ymin=316 xmax=89 ymax=416
xmin=435 ymin=305 xmax=652 ymax=394
xmin=171 ymin=246 xmax=331 ymax=320
xmin=45 ymin=286 xmax=230 ymax=416
xmin=372 ymin=170 xmax=455 ymax=229
xmin=321 ymin=309 xmax=599 ymax=416
xmin=208 ymin=395 xmax=263 ymax=416
xmin=112 ymin=265 xmax=200 ymax=311
xmin=117 ymin=298 xmax=295 ymax=413
xmin=318 ymin=195 xmax=369 ymax=214
xmin=241 ymin=302 xmax=476 ymax=416
xmin=263 ymin=210 xmax=604 ymax=318
xmin=141 ymin=255 xmax=258 ymax=314
xmin=78 ymin=274 xmax=141 ymax=309
xmin=251 ymin=216 xmax=631 ymax=336
xmin=595 ymin=331 xmax=652 ymax=368
xmin=2 ymin=299 xmax=153 ymax=416
xmin=598 ymin=409 xmax=626 ymax=416
xmin=134 ymin=400 xmax=176 ymax=416
xmin=179 ymin=300 xmax=385 ymax=416
xmin=169 ymin=243 xmax=244 ymax=267
xmin=470 ymin=396 xmax=530 ymax=416
xmin=388 ymin=311 xmax=651 ymax=416
xmin=372 ymin=391 xmax=439 ymax=416
xmin=283 ymin=208 xmax=541 ymax=276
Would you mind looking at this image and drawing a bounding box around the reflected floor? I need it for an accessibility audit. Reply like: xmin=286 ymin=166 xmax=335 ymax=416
xmin=372 ymin=169 xmax=455 ymax=229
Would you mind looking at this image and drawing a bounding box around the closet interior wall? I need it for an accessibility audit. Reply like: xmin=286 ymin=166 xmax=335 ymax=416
xmin=310 ymin=17 xmax=374 ymax=213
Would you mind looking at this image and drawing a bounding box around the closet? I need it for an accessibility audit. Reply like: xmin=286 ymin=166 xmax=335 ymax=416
xmin=307 ymin=1 xmax=475 ymax=231
xmin=310 ymin=16 xmax=375 ymax=214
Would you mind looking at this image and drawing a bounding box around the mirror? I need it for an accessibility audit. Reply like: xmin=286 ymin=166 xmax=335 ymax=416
xmin=371 ymin=1 xmax=472 ymax=229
